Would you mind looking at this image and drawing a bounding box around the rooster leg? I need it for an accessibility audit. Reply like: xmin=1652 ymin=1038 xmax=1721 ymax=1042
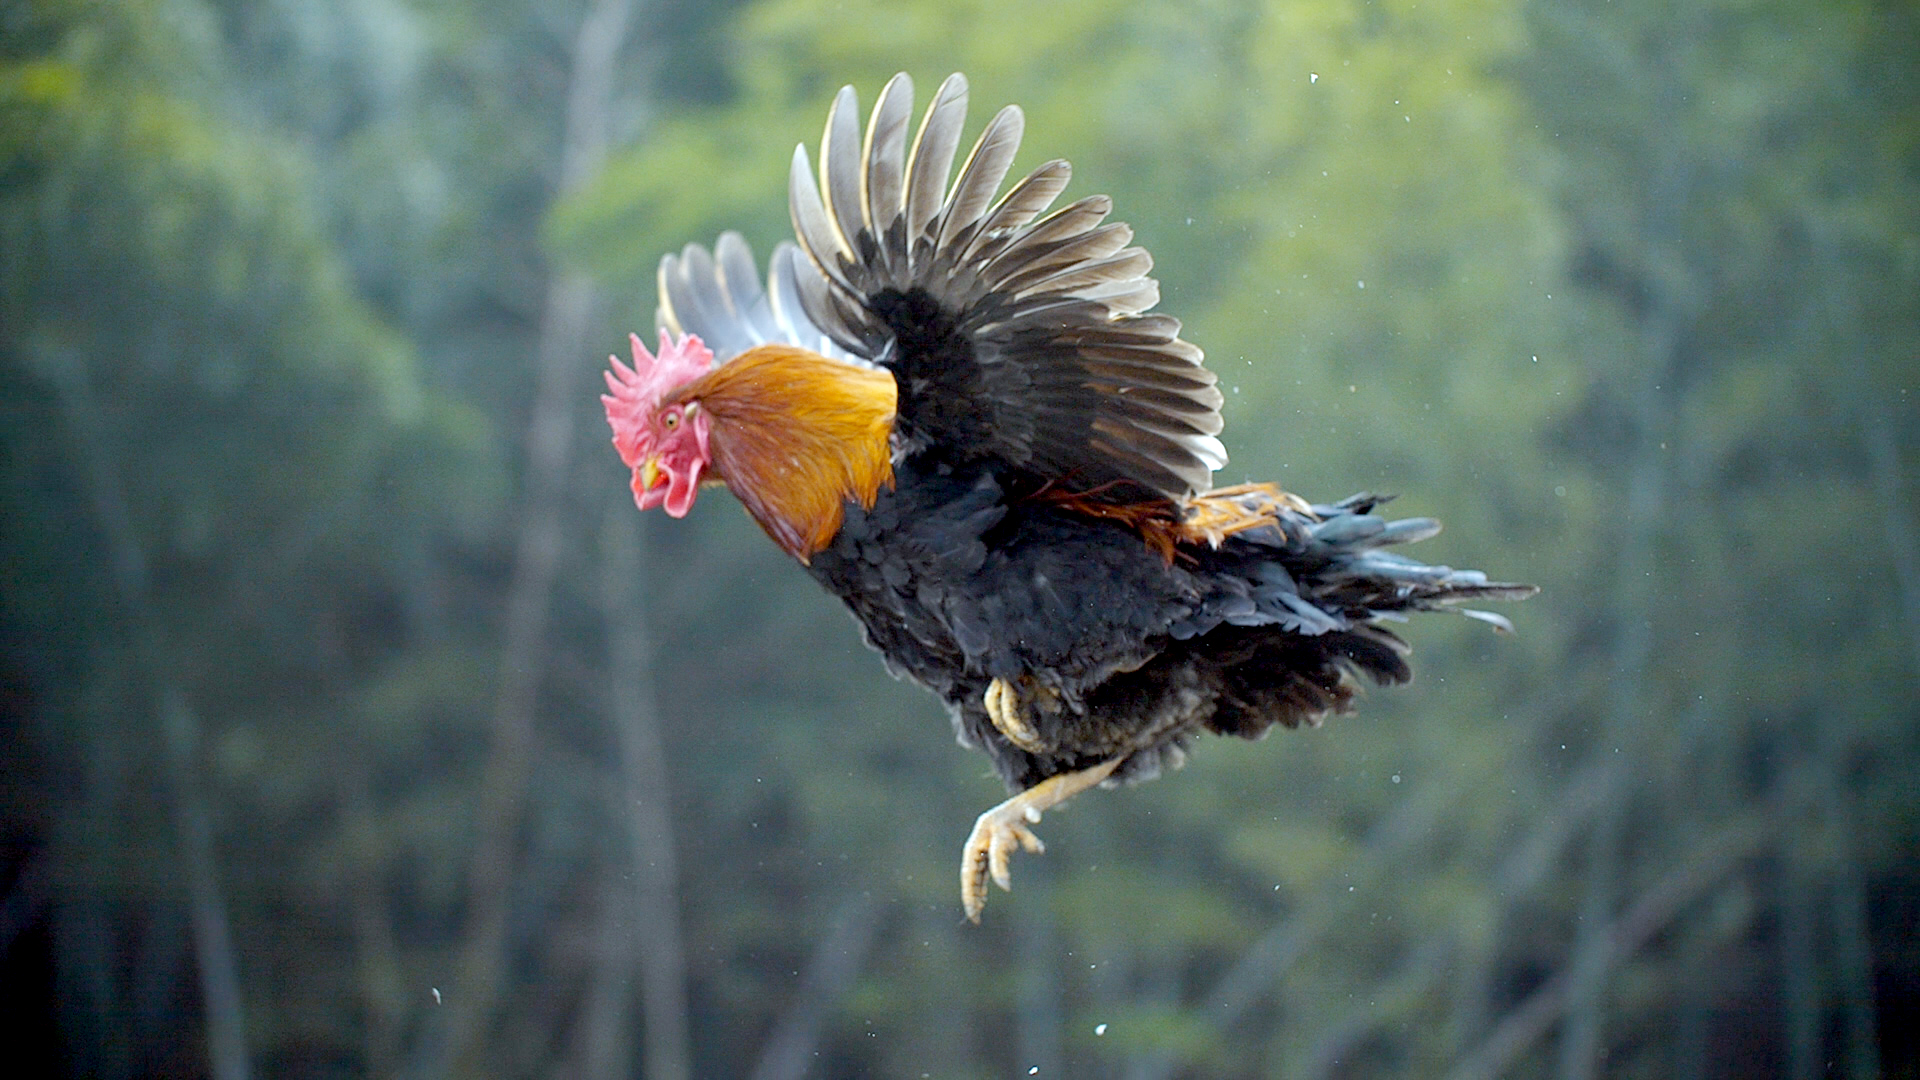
xmin=984 ymin=676 xmax=1050 ymax=754
xmin=961 ymin=756 xmax=1123 ymax=922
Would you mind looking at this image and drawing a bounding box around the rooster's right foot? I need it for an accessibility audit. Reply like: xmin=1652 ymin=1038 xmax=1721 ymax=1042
xmin=960 ymin=756 xmax=1122 ymax=922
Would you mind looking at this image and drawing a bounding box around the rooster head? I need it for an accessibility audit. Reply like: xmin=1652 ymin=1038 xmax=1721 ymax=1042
xmin=602 ymin=329 xmax=715 ymax=517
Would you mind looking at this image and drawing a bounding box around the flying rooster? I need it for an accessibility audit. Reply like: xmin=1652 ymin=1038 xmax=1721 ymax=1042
xmin=603 ymin=73 xmax=1534 ymax=921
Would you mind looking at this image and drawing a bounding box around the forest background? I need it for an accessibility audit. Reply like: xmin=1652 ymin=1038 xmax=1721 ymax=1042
xmin=2 ymin=0 xmax=1915 ymax=1077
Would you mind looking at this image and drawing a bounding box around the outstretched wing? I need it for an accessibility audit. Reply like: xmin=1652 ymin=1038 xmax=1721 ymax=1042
xmin=788 ymin=72 xmax=1227 ymax=503
xmin=656 ymin=231 xmax=862 ymax=366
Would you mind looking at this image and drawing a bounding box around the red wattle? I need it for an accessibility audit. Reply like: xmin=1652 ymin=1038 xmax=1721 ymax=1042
xmin=663 ymin=458 xmax=703 ymax=517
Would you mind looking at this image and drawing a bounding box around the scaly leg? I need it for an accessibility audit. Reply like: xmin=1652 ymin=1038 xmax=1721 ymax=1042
xmin=984 ymin=677 xmax=1045 ymax=753
xmin=961 ymin=756 xmax=1123 ymax=922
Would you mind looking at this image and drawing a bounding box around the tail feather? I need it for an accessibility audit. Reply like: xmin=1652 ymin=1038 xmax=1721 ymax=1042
xmin=1165 ymin=485 xmax=1535 ymax=671
xmin=1203 ymin=623 xmax=1411 ymax=740
xmin=1192 ymin=492 xmax=1525 ymax=742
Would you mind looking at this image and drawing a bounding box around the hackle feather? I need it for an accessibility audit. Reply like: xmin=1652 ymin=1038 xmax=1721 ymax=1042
xmin=672 ymin=345 xmax=896 ymax=561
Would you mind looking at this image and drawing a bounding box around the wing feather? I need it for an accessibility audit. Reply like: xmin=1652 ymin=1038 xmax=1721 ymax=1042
xmin=655 ymin=233 xmax=861 ymax=366
xmin=979 ymin=197 xmax=1114 ymax=279
xmin=820 ymin=86 xmax=865 ymax=265
xmin=985 ymin=222 xmax=1135 ymax=293
xmin=903 ymin=74 xmax=969 ymax=274
xmin=773 ymin=72 xmax=1228 ymax=500
xmin=714 ymin=232 xmax=778 ymax=343
xmin=961 ymin=159 xmax=1072 ymax=265
xmin=861 ymin=73 xmax=914 ymax=276
xmin=789 ymin=147 xmax=854 ymax=291
xmin=1000 ymin=246 xmax=1152 ymax=299
xmin=935 ymin=105 xmax=1025 ymax=259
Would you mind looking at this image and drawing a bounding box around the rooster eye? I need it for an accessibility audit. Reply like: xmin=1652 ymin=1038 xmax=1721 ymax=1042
xmin=662 ymin=410 xmax=680 ymax=430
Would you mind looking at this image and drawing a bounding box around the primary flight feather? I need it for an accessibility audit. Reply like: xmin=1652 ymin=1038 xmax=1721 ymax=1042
xmin=604 ymin=72 xmax=1535 ymax=921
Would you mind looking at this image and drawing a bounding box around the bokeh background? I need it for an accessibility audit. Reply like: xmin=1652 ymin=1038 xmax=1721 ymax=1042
xmin=2 ymin=0 xmax=1915 ymax=1076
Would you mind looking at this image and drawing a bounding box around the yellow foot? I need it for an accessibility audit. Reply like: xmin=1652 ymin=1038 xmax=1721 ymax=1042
xmin=984 ymin=677 xmax=1046 ymax=753
xmin=961 ymin=756 xmax=1124 ymax=922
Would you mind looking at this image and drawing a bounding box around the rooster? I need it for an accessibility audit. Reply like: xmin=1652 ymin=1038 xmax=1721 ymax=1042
xmin=603 ymin=73 xmax=1535 ymax=921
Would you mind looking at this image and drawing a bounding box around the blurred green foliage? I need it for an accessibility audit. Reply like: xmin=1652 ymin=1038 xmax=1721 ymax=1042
xmin=1 ymin=0 xmax=1914 ymax=1077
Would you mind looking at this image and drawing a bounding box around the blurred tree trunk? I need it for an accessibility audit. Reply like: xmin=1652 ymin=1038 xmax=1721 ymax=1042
xmin=160 ymin=688 xmax=251 ymax=1080
xmin=1669 ymin=921 xmax=1715 ymax=1080
xmin=1833 ymin=236 xmax=1920 ymax=679
xmin=1297 ymin=938 xmax=1450 ymax=1080
xmin=304 ymin=598 xmax=409 ymax=1074
xmin=57 ymin=702 xmax=131 ymax=1080
xmin=573 ymin=831 xmax=641 ymax=1079
xmin=1553 ymin=26 xmax=1691 ymax=1076
xmin=1814 ymin=692 xmax=1881 ymax=1080
xmin=1446 ymin=814 xmax=1769 ymax=1080
xmin=894 ymin=814 xmax=972 ymax=1071
xmin=1452 ymin=745 xmax=1626 ymax=1054
xmin=1014 ymin=864 xmax=1064 ymax=1079
xmin=1829 ymin=819 xmax=1882 ymax=1080
xmin=1559 ymin=376 xmax=1666 ymax=1076
xmin=433 ymin=0 xmax=636 ymax=1072
xmin=1779 ymin=761 xmax=1824 ymax=1080
xmin=1126 ymin=777 xmax=1459 ymax=1079
xmin=337 ymin=742 xmax=407 ymax=1074
xmin=50 ymin=358 xmax=251 ymax=1080
xmin=1862 ymin=390 xmax=1920 ymax=675
xmin=1813 ymin=224 xmax=1893 ymax=1080
xmin=747 ymin=893 xmax=883 ymax=1080
xmin=1123 ymin=953 xmax=1183 ymax=1080
xmin=1458 ymin=659 xmax=1727 ymax=1061
xmin=577 ymin=507 xmax=692 ymax=1080
xmin=1196 ymin=779 xmax=1456 ymax=1029
xmin=1554 ymin=319 xmax=1673 ymax=1080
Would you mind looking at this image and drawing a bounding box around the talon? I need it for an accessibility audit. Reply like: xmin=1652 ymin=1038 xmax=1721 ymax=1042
xmin=963 ymin=800 xmax=1046 ymax=922
xmin=985 ymin=677 xmax=1046 ymax=753
xmin=958 ymin=756 xmax=1124 ymax=922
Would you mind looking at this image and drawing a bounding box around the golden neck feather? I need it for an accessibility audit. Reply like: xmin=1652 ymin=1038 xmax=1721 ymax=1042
xmin=678 ymin=345 xmax=896 ymax=561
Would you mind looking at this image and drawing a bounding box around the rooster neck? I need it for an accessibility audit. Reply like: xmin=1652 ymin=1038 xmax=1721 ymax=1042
xmin=685 ymin=346 xmax=896 ymax=561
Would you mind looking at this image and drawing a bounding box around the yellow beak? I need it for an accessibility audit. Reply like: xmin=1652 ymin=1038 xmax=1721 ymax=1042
xmin=640 ymin=455 xmax=660 ymax=491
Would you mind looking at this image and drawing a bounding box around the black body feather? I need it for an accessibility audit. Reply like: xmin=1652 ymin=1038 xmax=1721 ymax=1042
xmin=806 ymin=458 xmax=1524 ymax=791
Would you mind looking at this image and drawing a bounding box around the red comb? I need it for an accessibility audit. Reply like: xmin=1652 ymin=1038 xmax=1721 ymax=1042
xmin=602 ymin=330 xmax=714 ymax=466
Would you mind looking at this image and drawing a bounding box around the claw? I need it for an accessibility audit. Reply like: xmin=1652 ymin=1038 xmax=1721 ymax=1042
xmin=985 ymin=677 xmax=1047 ymax=754
xmin=963 ymin=801 xmax=1045 ymax=921
xmin=959 ymin=757 xmax=1123 ymax=922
